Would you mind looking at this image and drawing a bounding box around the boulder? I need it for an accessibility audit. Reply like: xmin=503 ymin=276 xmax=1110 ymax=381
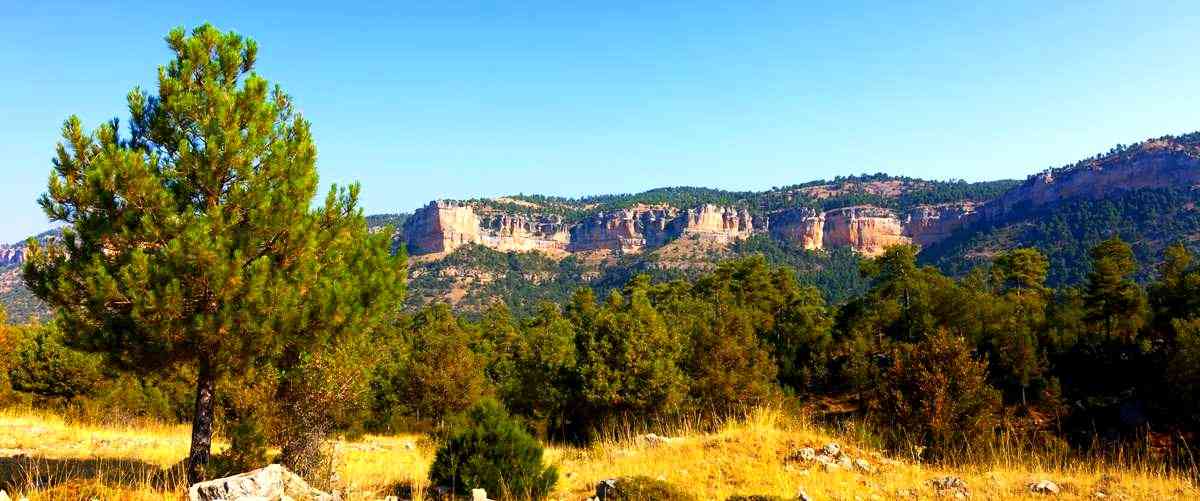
xmin=635 ymin=433 xmax=673 ymax=446
xmin=853 ymin=458 xmax=874 ymax=473
xmin=471 ymin=488 xmax=494 ymax=501
xmin=187 ymin=464 xmax=337 ymax=501
xmin=929 ymin=476 xmax=969 ymax=498
xmin=1029 ymin=480 xmax=1061 ymax=495
xmin=0 ymin=489 xmax=9 ymax=501
xmin=820 ymin=443 xmax=840 ymax=457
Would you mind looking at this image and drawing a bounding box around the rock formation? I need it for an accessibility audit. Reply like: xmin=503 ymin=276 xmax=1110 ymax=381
xmin=402 ymin=201 xmax=483 ymax=255
xmin=0 ymin=244 xmax=22 ymax=267
xmin=676 ymin=204 xmax=755 ymax=242
xmin=822 ymin=206 xmax=910 ymax=257
xmin=986 ymin=139 xmax=1200 ymax=218
xmin=478 ymin=212 xmax=570 ymax=253
xmin=768 ymin=208 xmax=825 ymax=250
xmin=903 ymin=202 xmax=979 ymax=247
xmin=568 ymin=207 xmax=680 ymax=253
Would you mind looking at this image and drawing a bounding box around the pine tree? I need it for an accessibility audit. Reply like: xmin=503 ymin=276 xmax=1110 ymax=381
xmin=1083 ymin=238 xmax=1147 ymax=341
xmin=22 ymin=24 xmax=404 ymax=483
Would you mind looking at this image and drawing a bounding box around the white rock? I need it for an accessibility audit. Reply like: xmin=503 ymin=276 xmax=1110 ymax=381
xmin=471 ymin=488 xmax=493 ymax=501
xmin=1029 ymin=480 xmax=1061 ymax=494
xmin=821 ymin=443 xmax=840 ymax=457
xmin=187 ymin=464 xmax=336 ymax=501
xmin=636 ymin=433 xmax=673 ymax=446
xmin=0 ymin=489 xmax=10 ymax=501
xmin=854 ymin=458 xmax=874 ymax=473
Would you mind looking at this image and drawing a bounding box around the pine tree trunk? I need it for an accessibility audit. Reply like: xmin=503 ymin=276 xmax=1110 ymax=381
xmin=187 ymin=356 xmax=216 ymax=485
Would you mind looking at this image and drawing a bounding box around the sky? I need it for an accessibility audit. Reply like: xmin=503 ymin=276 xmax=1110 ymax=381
xmin=2 ymin=1 xmax=1199 ymax=242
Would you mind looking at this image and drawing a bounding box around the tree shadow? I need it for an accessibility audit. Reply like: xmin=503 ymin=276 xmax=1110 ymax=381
xmin=0 ymin=454 xmax=186 ymax=494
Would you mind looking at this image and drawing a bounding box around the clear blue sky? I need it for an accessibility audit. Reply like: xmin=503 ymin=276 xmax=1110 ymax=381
xmin=3 ymin=1 xmax=1199 ymax=242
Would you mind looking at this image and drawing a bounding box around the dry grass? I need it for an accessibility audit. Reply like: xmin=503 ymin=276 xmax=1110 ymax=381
xmin=0 ymin=406 xmax=1195 ymax=500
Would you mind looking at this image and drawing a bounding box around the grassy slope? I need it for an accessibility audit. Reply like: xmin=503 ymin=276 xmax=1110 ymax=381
xmin=0 ymin=408 xmax=1193 ymax=500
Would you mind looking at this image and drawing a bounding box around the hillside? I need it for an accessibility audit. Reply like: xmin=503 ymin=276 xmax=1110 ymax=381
xmin=6 ymin=132 xmax=1200 ymax=319
xmin=391 ymin=132 xmax=1200 ymax=315
xmin=2 ymin=407 xmax=1192 ymax=500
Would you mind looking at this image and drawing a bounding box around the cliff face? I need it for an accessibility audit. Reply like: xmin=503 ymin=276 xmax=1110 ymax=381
xmin=822 ymin=206 xmax=910 ymax=257
xmin=569 ymin=206 xmax=680 ymax=252
xmin=0 ymin=244 xmax=23 ymax=267
xmin=768 ymin=204 xmax=976 ymax=255
xmin=903 ymin=202 xmax=979 ymax=247
xmin=768 ymin=208 xmax=825 ymax=250
xmin=478 ymin=213 xmax=570 ymax=253
xmin=677 ymin=205 xmax=755 ymax=242
xmin=986 ymin=140 xmax=1200 ymax=218
xmin=399 ymin=200 xmax=983 ymax=260
xmin=402 ymin=201 xmax=482 ymax=255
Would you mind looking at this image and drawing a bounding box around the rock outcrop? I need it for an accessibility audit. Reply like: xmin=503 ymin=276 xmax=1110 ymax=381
xmin=0 ymin=244 xmax=22 ymax=267
xmin=986 ymin=139 xmax=1200 ymax=219
xmin=768 ymin=208 xmax=825 ymax=250
xmin=402 ymin=201 xmax=483 ymax=255
xmin=903 ymin=202 xmax=979 ymax=247
xmin=188 ymin=464 xmax=337 ymax=501
xmin=822 ymin=206 xmax=910 ymax=257
xmin=569 ymin=206 xmax=680 ymax=253
xmin=676 ymin=204 xmax=755 ymax=242
xmin=478 ymin=212 xmax=570 ymax=253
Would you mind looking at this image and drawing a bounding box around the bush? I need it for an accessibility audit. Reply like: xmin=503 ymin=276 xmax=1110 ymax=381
xmin=867 ymin=330 xmax=1001 ymax=459
xmin=429 ymin=400 xmax=557 ymax=500
xmin=599 ymin=476 xmax=696 ymax=501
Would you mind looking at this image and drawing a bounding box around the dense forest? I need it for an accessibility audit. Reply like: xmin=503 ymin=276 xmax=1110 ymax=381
xmin=7 ymin=238 xmax=1200 ymax=468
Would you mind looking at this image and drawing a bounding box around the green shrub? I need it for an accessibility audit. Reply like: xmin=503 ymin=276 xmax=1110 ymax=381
xmin=598 ymin=476 xmax=696 ymax=501
xmin=429 ymin=400 xmax=557 ymax=500
xmin=867 ymin=330 xmax=1001 ymax=459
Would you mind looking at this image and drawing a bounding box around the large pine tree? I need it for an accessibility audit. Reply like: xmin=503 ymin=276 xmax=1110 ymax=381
xmin=23 ymin=24 xmax=405 ymax=483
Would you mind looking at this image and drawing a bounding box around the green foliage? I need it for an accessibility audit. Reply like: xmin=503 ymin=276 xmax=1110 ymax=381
xmin=1166 ymin=318 xmax=1200 ymax=427
xmin=429 ymin=400 xmax=557 ymax=500
xmin=599 ymin=476 xmax=697 ymax=501
xmin=566 ymin=286 xmax=688 ymax=439
xmin=867 ymin=330 xmax=1002 ymax=458
xmin=23 ymin=23 xmax=404 ymax=482
xmin=925 ymin=188 xmax=1200 ymax=287
xmin=371 ymin=305 xmax=490 ymax=429
xmin=6 ymin=322 xmax=103 ymax=400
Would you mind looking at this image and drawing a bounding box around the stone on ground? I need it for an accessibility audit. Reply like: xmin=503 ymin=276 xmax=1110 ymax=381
xmin=187 ymin=464 xmax=337 ymax=501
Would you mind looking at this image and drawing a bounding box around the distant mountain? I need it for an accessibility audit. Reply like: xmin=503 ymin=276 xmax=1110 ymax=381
xmin=6 ymin=132 xmax=1200 ymax=320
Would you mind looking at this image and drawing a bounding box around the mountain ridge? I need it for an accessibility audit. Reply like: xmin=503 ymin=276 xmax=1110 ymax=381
xmin=4 ymin=131 xmax=1200 ymax=319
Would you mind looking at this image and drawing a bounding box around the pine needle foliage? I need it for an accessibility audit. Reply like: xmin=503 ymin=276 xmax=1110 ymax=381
xmin=22 ymin=24 xmax=405 ymax=483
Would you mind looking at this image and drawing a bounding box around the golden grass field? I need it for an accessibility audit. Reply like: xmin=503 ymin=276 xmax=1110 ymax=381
xmin=0 ymin=407 xmax=1195 ymax=500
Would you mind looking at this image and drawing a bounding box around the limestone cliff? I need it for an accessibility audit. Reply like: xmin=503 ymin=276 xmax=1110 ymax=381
xmin=0 ymin=244 xmax=23 ymax=267
xmin=903 ymin=202 xmax=979 ymax=247
xmin=768 ymin=208 xmax=825 ymax=250
xmin=568 ymin=206 xmax=680 ymax=253
xmin=402 ymin=201 xmax=482 ymax=255
xmin=676 ymin=205 xmax=755 ymax=242
xmin=986 ymin=138 xmax=1200 ymax=219
xmin=822 ymin=206 xmax=910 ymax=257
xmin=478 ymin=212 xmax=571 ymax=253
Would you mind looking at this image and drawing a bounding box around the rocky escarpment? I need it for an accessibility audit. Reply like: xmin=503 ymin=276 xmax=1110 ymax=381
xmin=405 ymin=199 xmax=980 ymax=259
xmin=479 ymin=212 xmax=571 ymax=253
xmin=404 ymin=202 xmax=762 ymax=257
xmin=903 ymin=202 xmax=980 ymax=247
xmin=402 ymin=201 xmax=483 ymax=255
xmin=569 ymin=206 xmax=680 ymax=253
xmin=767 ymin=203 xmax=978 ymax=256
xmin=986 ymin=138 xmax=1200 ymax=218
xmin=0 ymin=244 xmax=23 ymax=267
